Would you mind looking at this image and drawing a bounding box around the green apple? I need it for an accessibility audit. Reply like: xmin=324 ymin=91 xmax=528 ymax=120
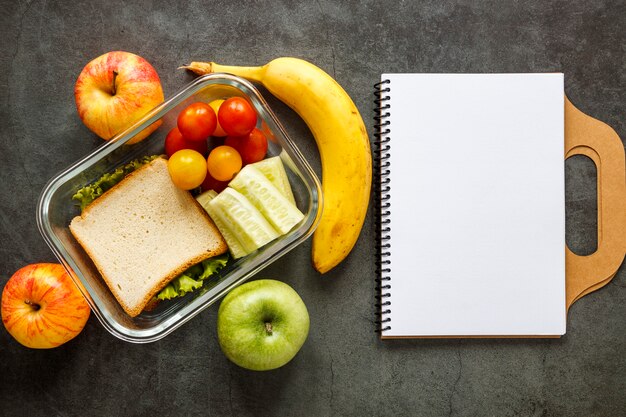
xmin=217 ymin=279 xmax=310 ymax=371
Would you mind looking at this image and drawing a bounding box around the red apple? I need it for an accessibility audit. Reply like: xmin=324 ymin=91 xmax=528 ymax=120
xmin=2 ymin=263 xmax=91 ymax=349
xmin=74 ymin=51 xmax=164 ymax=144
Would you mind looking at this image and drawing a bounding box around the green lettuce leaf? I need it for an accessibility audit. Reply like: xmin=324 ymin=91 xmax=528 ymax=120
xmin=156 ymin=254 xmax=230 ymax=301
xmin=199 ymin=256 xmax=229 ymax=280
xmin=72 ymin=155 xmax=161 ymax=211
xmin=155 ymin=285 xmax=178 ymax=301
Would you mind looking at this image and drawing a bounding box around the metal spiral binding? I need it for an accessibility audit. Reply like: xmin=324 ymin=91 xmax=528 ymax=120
xmin=373 ymin=79 xmax=392 ymax=333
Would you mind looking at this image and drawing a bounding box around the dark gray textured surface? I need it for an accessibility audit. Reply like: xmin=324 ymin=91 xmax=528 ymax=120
xmin=1 ymin=1 xmax=625 ymax=416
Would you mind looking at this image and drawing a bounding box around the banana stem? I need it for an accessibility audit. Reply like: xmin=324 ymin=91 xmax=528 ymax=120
xmin=180 ymin=61 xmax=266 ymax=83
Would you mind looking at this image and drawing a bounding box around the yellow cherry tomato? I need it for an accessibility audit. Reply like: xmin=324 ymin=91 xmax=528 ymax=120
xmin=207 ymin=145 xmax=242 ymax=182
xmin=168 ymin=149 xmax=207 ymax=190
xmin=209 ymin=99 xmax=227 ymax=137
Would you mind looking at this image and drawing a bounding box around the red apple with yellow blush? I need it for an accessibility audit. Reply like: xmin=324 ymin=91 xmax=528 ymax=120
xmin=74 ymin=51 xmax=164 ymax=144
xmin=2 ymin=263 xmax=91 ymax=349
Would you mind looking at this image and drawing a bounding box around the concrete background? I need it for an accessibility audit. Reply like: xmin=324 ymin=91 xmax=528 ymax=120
xmin=1 ymin=1 xmax=624 ymax=416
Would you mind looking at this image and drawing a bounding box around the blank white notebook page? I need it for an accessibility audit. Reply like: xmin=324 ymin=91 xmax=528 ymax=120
xmin=381 ymin=73 xmax=565 ymax=337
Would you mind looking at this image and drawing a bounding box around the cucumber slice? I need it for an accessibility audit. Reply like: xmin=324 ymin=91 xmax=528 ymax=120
xmin=196 ymin=191 xmax=249 ymax=259
xmin=209 ymin=188 xmax=279 ymax=253
xmin=229 ymin=165 xmax=304 ymax=235
xmin=250 ymin=156 xmax=296 ymax=205
xmin=195 ymin=190 xmax=214 ymax=208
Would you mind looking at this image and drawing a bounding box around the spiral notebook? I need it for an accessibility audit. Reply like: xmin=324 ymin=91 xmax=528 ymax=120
xmin=375 ymin=73 xmax=566 ymax=338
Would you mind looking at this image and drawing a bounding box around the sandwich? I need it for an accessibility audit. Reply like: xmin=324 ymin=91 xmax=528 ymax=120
xmin=69 ymin=157 xmax=228 ymax=317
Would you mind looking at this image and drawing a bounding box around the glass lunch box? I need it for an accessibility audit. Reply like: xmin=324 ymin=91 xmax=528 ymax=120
xmin=36 ymin=74 xmax=322 ymax=343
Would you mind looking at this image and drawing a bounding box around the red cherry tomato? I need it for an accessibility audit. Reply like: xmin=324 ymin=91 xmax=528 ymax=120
xmin=201 ymin=172 xmax=229 ymax=193
xmin=207 ymin=146 xmax=242 ymax=182
xmin=218 ymin=97 xmax=257 ymax=137
xmin=164 ymin=127 xmax=208 ymax=157
xmin=224 ymin=128 xmax=268 ymax=165
xmin=177 ymin=102 xmax=217 ymax=142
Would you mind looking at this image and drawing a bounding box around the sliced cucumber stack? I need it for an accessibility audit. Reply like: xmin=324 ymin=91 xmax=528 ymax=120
xmin=196 ymin=191 xmax=249 ymax=259
xmin=230 ymin=165 xmax=304 ymax=235
xmin=251 ymin=156 xmax=296 ymax=205
xmin=209 ymin=188 xmax=279 ymax=253
xmin=196 ymin=156 xmax=304 ymax=259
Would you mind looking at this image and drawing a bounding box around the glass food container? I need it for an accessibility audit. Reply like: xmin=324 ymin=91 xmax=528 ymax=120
xmin=37 ymin=74 xmax=322 ymax=343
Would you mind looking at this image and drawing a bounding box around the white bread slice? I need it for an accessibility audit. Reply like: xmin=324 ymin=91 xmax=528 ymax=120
xmin=69 ymin=157 xmax=227 ymax=317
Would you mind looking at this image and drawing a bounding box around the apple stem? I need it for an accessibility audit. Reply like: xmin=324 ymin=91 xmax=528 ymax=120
xmin=24 ymin=300 xmax=41 ymax=311
xmin=111 ymin=70 xmax=118 ymax=95
xmin=265 ymin=322 xmax=273 ymax=335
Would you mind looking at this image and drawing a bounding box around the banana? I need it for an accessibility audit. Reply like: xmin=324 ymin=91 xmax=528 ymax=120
xmin=181 ymin=57 xmax=372 ymax=274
